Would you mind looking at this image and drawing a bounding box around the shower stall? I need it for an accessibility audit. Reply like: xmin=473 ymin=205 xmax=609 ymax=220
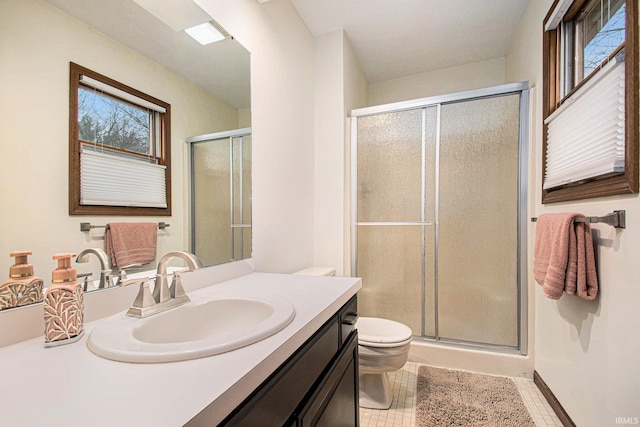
xmin=188 ymin=128 xmax=252 ymax=267
xmin=351 ymin=83 xmax=528 ymax=352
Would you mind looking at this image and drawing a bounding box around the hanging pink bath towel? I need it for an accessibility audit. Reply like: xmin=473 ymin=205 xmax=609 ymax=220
xmin=105 ymin=222 xmax=158 ymax=268
xmin=533 ymin=213 xmax=598 ymax=300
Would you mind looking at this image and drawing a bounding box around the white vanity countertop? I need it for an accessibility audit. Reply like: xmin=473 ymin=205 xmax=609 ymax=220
xmin=0 ymin=272 xmax=361 ymax=427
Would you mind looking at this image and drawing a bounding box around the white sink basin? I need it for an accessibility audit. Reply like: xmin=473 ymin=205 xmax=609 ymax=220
xmin=87 ymin=293 xmax=295 ymax=363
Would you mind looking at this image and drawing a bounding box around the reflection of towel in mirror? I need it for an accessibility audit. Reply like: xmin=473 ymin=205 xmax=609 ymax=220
xmin=105 ymin=223 xmax=158 ymax=268
xmin=533 ymin=213 xmax=598 ymax=301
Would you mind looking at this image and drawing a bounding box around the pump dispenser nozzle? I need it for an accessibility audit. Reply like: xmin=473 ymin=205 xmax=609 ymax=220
xmin=9 ymin=251 xmax=35 ymax=278
xmin=52 ymin=253 xmax=77 ymax=283
xmin=1 ymin=251 xmax=43 ymax=310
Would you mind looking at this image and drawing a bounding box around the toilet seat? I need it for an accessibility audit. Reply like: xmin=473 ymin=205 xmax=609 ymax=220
xmin=357 ymin=317 xmax=413 ymax=348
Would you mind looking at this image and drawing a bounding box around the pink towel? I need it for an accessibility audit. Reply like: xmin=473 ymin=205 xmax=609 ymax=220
xmin=533 ymin=213 xmax=598 ymax=300
xmin=104 ymin=223 xmax=158 ymax=268
xmin=574 ymin=221 xmax=599 ymax=300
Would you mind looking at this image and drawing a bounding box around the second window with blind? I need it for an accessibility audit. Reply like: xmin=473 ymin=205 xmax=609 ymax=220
xmin=69 ymin=62 xmax=171 ymax=215
xmin=542 ymin=0 xmax=638 ymax=203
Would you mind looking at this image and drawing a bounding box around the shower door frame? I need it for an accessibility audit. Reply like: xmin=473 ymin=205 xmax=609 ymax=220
xmin=350 ymin=82 xmax=529 ymax=355
xmin=187 ymin=127 xmax=252 ymax=263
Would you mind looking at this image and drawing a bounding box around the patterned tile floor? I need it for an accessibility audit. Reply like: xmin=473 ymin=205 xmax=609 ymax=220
xmin=359 ymin=362 xmax=563 ymax=427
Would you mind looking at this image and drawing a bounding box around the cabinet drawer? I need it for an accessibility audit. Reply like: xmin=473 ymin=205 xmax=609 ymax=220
xmin=339 ymin=296 xmax=358 ymax=346
xmin=221 ymin=316 xmax=340 ymax=426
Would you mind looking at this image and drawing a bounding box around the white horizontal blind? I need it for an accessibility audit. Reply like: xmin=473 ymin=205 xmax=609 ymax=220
xmin=544 ymin=59 xmax=625 ymax=190
xmin=544 ymin=0 xmax=574 ymax=31
xmin=80 ymin=75 xmax=166 ymax=113
xmin=80 ymin=150 xmax=167 ymax=208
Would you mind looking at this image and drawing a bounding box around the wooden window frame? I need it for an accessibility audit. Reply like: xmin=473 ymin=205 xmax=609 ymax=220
xmin=69 ymin=62 xmax=172 ymax=216
xmin=542 ymin=0 xmax=639 ymax=203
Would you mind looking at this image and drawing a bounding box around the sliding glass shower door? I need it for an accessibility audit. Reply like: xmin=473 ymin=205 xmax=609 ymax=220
xmin=189 ymin=129 xmax=252 ymax=267
xmin=352 ymin=84 xmax=527 ymax=350
xmin=355 ymin=108 xmax=437 ymax=336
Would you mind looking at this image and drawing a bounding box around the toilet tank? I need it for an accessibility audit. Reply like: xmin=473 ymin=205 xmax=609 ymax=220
xmin=292 ymin=267 xmax=336 ymax=277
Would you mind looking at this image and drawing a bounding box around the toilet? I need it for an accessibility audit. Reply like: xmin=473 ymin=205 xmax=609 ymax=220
xmin=293 ymin=267 xmax=413 ymax=410
xmin=356 ymin=317 xmax=412 ymax=409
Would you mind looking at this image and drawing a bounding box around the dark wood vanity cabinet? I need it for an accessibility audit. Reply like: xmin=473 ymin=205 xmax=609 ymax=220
xmin=295 ymin=332 xmax=358 ymax=426
xmin=215 ymin=295 xmax=359 ymax=427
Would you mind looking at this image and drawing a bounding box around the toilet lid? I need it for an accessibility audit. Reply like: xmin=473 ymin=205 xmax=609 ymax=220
xmin=356 ymin=317 xmax=413 ymax=345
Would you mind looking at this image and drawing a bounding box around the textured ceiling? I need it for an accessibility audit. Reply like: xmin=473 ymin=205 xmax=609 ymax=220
xmin=292 ymin=0 xmax=531 ymax=83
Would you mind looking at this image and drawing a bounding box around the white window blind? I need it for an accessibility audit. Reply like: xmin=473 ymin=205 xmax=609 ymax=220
xmin=80 ymin=75 xmax=166 ymax=113
xmin=544 ymin=58 xmax=625 ymax=190
xmin=80 ymin=149 xmax=167 ymax=208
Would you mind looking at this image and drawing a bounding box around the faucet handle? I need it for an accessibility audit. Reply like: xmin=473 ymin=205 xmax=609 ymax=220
xmin=169 ymin=272 xmax=187 ymax=299
xmin=119 ymin=278 xmax=146 ymax=288
xmin=126 ymin=280 xmax=156 ymax=318
xmin=77 ymin=273 xmax=93 ymax=292
xmin=99 ymin=269 xmax=113 ymax=289
xmin=114 ymin=264 xmax=143 ymax=286
xmin=132 ymin=280 xmax=155 ymax=308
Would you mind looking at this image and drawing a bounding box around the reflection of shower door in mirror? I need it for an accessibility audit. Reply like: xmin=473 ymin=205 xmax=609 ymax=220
xmin=189 ymin=129 xmax=252 ymax=267
xmin=352 ymin=84 xmax=528 ymax=351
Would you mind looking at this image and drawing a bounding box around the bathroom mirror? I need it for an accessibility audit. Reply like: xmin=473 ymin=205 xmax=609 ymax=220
xmin=0 ymin=0 xmax=251 ymax=310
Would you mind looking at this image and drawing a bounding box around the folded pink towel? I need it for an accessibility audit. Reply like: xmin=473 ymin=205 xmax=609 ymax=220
xmin=104 ymin=223 xmax=158 ymax=268
xmin=573 ymin=221 xmax=599 ymax=300
xmin=533 ymin=213 xmax=598 ymax=300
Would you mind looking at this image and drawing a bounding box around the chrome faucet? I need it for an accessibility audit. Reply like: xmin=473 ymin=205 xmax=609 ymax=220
xmin=153 ymin=251 xmax=203 ymax=303
xmin=126 ymin=251 xmax=203 ymax=318
xmin=76 ymin=248 xmax=112 ymax=289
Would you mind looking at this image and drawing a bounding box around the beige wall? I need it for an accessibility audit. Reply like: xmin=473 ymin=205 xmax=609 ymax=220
xmin=507 ymin=1 xmax=640 ymax=426
xmin=238 ymin=108 xmax=252 ymax=128
xmin=0 ymin=0 xmax=239 ymax=281
xmin=313 ymin=31 xmax=347 ymax=276
xmin=312 ymin=30 xmax=368 ymax=276
xmin=342 ymin=33 xmax=369 ymax=276
xmin=368 ymin=57 xmax=506 ymax=106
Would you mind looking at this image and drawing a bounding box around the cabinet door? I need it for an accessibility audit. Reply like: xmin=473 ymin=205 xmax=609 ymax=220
xmin=297 ymin=331 xmax=359 ymax=427
xmin=217 ymin=318 xmax=339 ymax=426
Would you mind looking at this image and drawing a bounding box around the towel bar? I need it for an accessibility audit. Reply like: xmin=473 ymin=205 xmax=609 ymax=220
xmin=80 ymin=222 xmax=170 ymax=232
xmin=530 ymin=210 xmax=625 ymax=229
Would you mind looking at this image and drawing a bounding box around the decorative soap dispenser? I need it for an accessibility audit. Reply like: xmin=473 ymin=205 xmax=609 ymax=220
xmin=0 ymin=251 xmax=44 ymax=310
xmin=44 ymin=253 xmax=84 ymax=347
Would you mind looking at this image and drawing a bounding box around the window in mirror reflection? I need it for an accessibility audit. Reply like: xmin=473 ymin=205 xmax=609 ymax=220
xmin=69 ymin=62 xmax=172 ymax=216
xmin=78 ymin=87 xmax=158 ymax=157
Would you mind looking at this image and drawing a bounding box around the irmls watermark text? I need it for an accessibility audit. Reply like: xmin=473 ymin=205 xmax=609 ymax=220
xmin=616 ymin=417 xmax=640 ymax=425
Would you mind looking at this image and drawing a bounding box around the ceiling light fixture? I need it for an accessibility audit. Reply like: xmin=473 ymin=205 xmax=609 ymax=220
xmin=185 ymin=21 xmax=230 ymax=45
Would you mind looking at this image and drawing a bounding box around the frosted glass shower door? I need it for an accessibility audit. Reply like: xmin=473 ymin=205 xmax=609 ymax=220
xmin=192 ymin=139 xmax=231 ymax=266
xmin=437 ymin=95 xmax=520 ymax=347
xmin=231 ymin=135 xmax=252 ymax=261
xmin=191 ymin=132 xmax=252 ymax=267
xmin=353 ymin=84 xmax=527 ymax=351
xmin=356 ymin=108 xmax=437 ymax=336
